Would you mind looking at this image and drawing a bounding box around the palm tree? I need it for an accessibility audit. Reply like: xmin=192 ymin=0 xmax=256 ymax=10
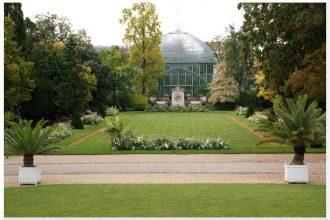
xmin=259 ymin=95 xmax=325 ymax=165
xmin=5 ymin=119 xmax=59 ymax=167
xmin=106 ymin=115 xmax=125 ymax=139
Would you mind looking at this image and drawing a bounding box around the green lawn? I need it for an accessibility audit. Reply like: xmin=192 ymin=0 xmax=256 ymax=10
xmin=54 ymin=111 xmax=326 ymax=154
xmin=4 ymin=184 xmax=325 ymax=217
xmin=52 ymin=122 xmax=105 ymax=146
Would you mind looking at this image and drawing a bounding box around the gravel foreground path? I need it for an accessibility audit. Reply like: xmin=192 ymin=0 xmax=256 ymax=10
xmin=4 ymin=154 xmax=325 ymax=186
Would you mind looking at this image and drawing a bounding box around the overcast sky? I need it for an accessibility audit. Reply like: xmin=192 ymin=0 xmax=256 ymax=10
xmin=21 ymin=0 xmax=244 ymax=46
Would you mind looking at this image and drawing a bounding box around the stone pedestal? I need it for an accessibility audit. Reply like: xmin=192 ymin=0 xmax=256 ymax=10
xmin=171 ymin=87 xmax=184 ymax=106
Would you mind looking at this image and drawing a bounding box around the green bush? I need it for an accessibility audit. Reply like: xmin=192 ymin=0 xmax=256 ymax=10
xmin=130 ymin=94 xmax=148 ymax=111
xmin=71 ymin=113 xmax=84 ymax=129
xmin=245 ymin=103 xmax=254 ymax=118
xmin=97 ymin=104 xmax=107 ymax=118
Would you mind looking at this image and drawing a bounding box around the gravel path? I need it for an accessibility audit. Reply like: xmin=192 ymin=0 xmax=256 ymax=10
xmin=4 ymin=154 xmax=325 ymax=186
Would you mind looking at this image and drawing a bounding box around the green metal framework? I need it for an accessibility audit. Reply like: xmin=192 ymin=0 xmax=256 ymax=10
xmin=158 ymin=29 xmax=215 ymax=97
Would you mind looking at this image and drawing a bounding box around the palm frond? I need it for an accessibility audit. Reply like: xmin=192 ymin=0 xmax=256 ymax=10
xmin=4 ymin=119 xmax=60 ymax=155
xmin=257 ymin=95 xmax=325 ymax=149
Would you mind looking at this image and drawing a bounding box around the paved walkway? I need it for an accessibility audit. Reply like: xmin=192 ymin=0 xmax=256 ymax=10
xmin=4 ymin=154 xmax=326 ymax=186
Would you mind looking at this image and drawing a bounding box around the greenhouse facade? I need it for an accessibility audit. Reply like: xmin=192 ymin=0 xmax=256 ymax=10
xmin=158 ymin=29 xmax=215 ymax=98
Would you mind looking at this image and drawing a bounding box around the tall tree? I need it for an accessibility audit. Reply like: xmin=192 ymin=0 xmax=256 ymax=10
xmin=238 ymin=3 xmax=326 ymax=97
xmin=120 ymin=2 xmax=165 ymax=95
xmin=4 ymin=16 xmax=35 ymax=112
xmin=55 ymin=36 xmax=97 ymax=122
xmin=207 ymin=35 xmax=224 ymax=63
xmin=223 ymin=25 xmax=255 ymax=95
xmin=209 ymin=63 xmax=239 ymax=104
xmin=85 ymin=61 xmax=112 ymax=108
xmin=99 ymin=47 xmax=133 ymax=107
xmin=21 ymin=41 xmax=66 ymax=120
xmin=32 ymin=13 xmax=72 ymax=43
xmin=21 ymin=13 xmax=98 ymax=120
xmin=4 ymin=3 xmax=27 ymax=50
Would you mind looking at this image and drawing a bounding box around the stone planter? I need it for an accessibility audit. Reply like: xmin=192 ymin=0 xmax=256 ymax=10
xmin=19 ymin=166 xmax=41 ymax=185
xmin=284 ymin=163 xmax=309 ymax=184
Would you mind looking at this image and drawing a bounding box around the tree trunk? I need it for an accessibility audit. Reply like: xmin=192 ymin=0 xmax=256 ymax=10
xmin=290 ymin=147 xmax=305 ymax=165
xmin=112 ymin=86 xmax=117 ymax=108
xmin=141 ymin=81 xmax=147 ymax=95
xmin=23 ymin=154 xmax=34 ymax=167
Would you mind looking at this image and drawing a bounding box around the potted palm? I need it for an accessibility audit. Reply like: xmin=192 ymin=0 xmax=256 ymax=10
xmin=5 ymin=119 xmax=59 ymax=185
xmin=259 ymin=95 xmax=325 ymax=183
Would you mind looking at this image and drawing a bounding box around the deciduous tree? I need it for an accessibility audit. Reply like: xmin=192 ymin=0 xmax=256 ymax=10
xmin=120 ymin=2 xmax=164 ymax=95
xmin=238 ymin=3 xmax=326 ymax=96
xmin=99 ymin=47 xmax=133 ymax=107
xmin=223 ymin=25 xmax=255 ymax=95
xmin=209 ymin=63 xmax=239 ymax=104
xmin=285 ymin=45 xmax=326 ymax=108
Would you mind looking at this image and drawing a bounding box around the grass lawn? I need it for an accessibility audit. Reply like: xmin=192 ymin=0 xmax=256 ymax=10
xmin=54 ymin=111 xmax=326 ymax=154
xmin=52 ymin=122 xmax=105 ymax=146
xmin=4 ymin=184 xmax=325 ymax=217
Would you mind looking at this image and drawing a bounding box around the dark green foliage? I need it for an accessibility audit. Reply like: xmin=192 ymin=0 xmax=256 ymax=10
xmin=196 ymin=85 xmax=210 ymax=97
xmin=19 ymin=12 xmax=97 ymax=121
xmin=214 ymin=102 xmax=236 ymax=111
xmin=238 ymin=3 xmax=326 ymax=95
xmin=223 ymin=25 xmax=255 ymax=94
xmin=55 ymin=36 xmax=96 ymax=117
xmin=21 ymin=43 xmax=64 ymax=120
xmin=4 ymin=17 xmax=35 ymax=112
xmin=85 ymin=61 xmax=112 ymax=108
xmin=97 ymin=103 xmax=107 ymax=118
xmin=130 ymin=94 xmax=148 ymax=111
xmin=245 ymin=102 xmax=254 ymax=118
xmin=99 ymin=47 xmax=133 ymax=107
xmin=71 ymin=113 xmax=84 ymax=129
xmin=4 ymin=3 xmax=27 ymax=50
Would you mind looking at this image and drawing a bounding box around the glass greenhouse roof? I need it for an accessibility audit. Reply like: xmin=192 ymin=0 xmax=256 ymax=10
xmin=160 ymin=29 xmax=214 ymax=63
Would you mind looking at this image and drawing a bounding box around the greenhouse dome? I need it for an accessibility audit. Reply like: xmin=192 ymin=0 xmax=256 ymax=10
xmin=158 ymin=29 xmax=215 ymax=97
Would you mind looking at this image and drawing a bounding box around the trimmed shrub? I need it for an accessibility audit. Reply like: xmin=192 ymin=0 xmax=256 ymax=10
xmin=71 ymin=113 xmax=84 ymax=129
xmin=130 ymin=94 xmax=148 ymax=111
xmin=97 ymin=104 xmax=107 ymax=118
xmin=245 ymin=103 xmax=254 ymax=118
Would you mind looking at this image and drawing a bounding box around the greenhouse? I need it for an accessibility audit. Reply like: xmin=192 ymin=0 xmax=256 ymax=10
xmin=158 ymin=29 xmax=215 ymax=98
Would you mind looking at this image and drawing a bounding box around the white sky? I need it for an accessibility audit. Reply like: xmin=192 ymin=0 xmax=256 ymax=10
xmin=21 ymin=0 xmax=244 ymax=46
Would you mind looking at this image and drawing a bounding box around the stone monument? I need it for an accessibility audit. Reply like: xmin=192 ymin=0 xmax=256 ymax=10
xmin=171 ymin=87 xmax=184 ymax=106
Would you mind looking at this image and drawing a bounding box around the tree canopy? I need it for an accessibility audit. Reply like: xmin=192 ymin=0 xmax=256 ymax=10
xmin=209 ymin=63 xmax=239 ymax=104
xmin=238 ymin=3 xmax=326 ymax=101
xmin=120 ymin=2 xmax=164 ymax=95
xmin=4 ymin=16 xmax=35 ymax=112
